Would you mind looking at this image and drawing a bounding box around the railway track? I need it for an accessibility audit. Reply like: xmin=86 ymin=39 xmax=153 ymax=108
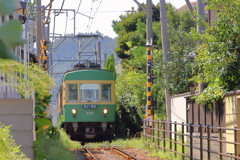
xmin=83 ymin=145 xmax=141 ymax=160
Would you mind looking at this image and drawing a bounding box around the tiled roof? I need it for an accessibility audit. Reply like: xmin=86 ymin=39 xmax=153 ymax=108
xmin=177 ymin=1 xmax=197 ymax=12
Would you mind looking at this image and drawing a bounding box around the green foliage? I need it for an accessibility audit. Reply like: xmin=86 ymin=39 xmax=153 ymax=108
xmin=116 ymin=66 xmax=146 ymax=108
xmin=34 ymin=131 xmax=77 ymax=160
xmin=190 ymin=0 xmax=240 ymax=104
xmin=0 ymin=0 xmax=16 ymax=15
xmin=0 ymin=0 xmax=25 ymax=60
xmin=0 ymin=59 xmax=55 ymax=100
xmin=0 ymin=124 xmax=29 ymax=160
xmin=113 ymin=2 xmax=196 ymax=122
xmin=28 ymin=0 xmax=36 ymax=19
xmin=104 ymin=54 xmax=116 ymax=75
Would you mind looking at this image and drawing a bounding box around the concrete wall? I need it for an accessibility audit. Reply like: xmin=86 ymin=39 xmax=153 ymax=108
xmin=171 ymin=92 xmax=191 ymax=135
xmin=225 ymin=94 xmax=240 ymax=155
xmin=0 ymin=99 xmax=34 ymax=160
xmin=171 ymin=92 xmax=190 ymax=123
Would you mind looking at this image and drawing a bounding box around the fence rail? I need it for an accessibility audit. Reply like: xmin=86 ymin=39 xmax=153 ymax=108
xmin=143 ymin=120 xmax=240 ymax=160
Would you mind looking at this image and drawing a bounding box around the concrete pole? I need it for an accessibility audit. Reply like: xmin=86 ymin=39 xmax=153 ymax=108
xmin=36 ymin=0 xmax=42 ymax=61
xmin=146 ymin=0 xmax=152 ymax=44
xmin=197 ymin=0 xmax=205 ymax=93
xmin=185 ymin=0 xmax=195 ymax=17
xmin=146 ymin=0 xmax=154 ymax=126
xmin=197 ymin=0 xmax=205 ymax=33
xmin=160 ymin=0 xmax=171 ymax=126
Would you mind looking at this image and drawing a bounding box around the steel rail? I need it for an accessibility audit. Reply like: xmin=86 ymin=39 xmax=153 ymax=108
xmin=83 ymin=147 xmax=98 ymax=160
xmin=111 ymin=147 xmax=140 ymax=160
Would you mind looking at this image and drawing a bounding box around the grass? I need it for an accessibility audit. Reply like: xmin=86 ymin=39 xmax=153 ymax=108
xmin=144 ymin=136 xmax=187 ymax=160
xmin=84 ymin=136 xmax=185 ymax=160
xmin=0 ymin=124 xmax=29 ymax=160
xmin=34 ymin=127 xmax=186 ymax=160
xmin=34 ymin=129 xmax=81 ymax=160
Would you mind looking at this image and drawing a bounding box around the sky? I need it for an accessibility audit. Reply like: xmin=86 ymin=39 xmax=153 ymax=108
xmin=41 ymin=0 xmax=196 ymax=38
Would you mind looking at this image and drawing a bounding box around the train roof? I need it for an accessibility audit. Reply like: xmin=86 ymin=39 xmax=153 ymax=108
xmin=63 ymin=69 xmax=116 ymax=81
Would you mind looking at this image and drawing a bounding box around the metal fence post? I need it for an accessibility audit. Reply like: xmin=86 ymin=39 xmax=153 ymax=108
xmin=199 ymin=124 xmax=203 ymax=160
xmin=234 ymin=127 xmax=237 ymax=160
xmin=170 ymin=121 xmax=172 ymax=150
xmin=174 ymin=121 xmax=177 ymax=156
xmin=182 ymin=122 xmax=185 ymax=160
xmin=152 ymin=120 xmax=154 ymax=142
xmin=207 ymin=125 xmax=211 ymax=160
xmin=219 ymin=126 xmax=223 ymax=160
xmin=148 ymin=119 xmax=150 ymax=140
xmin=190 ymin=123 xmax=193 ymax=160
xmin=163 ymin=121 xmax=166 ymax=152
xmin=158 ymin=121 xmax=160 ymax=146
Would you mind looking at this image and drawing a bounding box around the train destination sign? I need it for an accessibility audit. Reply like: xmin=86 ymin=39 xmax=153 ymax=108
xmin=82 ymin=105 xmax=97 ymax=109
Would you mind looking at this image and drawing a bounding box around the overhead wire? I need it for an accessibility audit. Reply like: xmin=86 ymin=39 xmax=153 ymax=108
xmin=87 ymin=0 xmax=103 ymax=34
xmin=85 ymin=0 xmax=94 ymax=33
xmin=70 ymin=0 xmax=83 ymax=20
xmin=54 ymin=0 xmax=65 ymax=16
xmin=64 ymin=11 xmax=68 ymax=35
xmin=44 ymin=0 xmax=52 ymax=24
xmin=52 ymin=0 xmax=65 ymax=42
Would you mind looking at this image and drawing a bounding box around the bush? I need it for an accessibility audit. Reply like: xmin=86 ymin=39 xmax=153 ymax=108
xmin=0 ymin=124 xmax=29 ymax=160
xmin=34 ymin=128 xmax=81 ymax=160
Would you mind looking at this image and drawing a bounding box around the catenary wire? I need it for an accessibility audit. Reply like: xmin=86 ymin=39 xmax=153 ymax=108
xmin=54 ymin=0 xmax=65 ymax=16
xmin=87 ymin=0 xmax=103 ymax=34
xmin=70 ymin=0 xmax=83 ymax=20
xmin=64 ymin=11 xmax=68 ymax=35
xmin=85 ymin=0 xmax=94 ymax=33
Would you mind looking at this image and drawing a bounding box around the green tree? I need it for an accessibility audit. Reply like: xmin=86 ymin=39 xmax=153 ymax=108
xmin=0 ymin=0 xmax=25 ymax=60
xmin=0 ymin=0 xmax=55 ymax=100
xmin=0 ymin=59 xmax=55 ymax=100
xmin=190 ymin=0 xmax=240 ymax=104
xmin=0 ymin=124 xmax=29 ymax=160
xmin=104 ymin=53 xmax=116 ymax=75
xmin=113 ymin=2 xmax=196 ymax=122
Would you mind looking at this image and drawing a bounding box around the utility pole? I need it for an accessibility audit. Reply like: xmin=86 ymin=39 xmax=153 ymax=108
xmin=160 ymin=0 xmax=171 ymax=131
xmin=36 ymin=0 xmax=42 ymax=61
xmin=197 ymin=0 xmax=205 ymax=93
xmin=185 ymin=0 xmax=194 ymax=17
xmin=146 ymin=0 xmax=154 ymax=126
xmin=133 ymin=0 xmax=154 ymax=126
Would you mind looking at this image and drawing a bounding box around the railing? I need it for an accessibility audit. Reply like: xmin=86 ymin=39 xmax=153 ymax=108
xmin=143 ymin=120 xmax=240 ymax=160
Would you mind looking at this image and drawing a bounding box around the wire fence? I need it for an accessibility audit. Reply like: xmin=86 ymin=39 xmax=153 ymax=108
xmin=143 ymin=120 xmax=240 ymax=160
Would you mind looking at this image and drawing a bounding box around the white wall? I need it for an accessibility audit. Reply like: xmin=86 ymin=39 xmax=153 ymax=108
xmin=170 ymin=92 xmax=191 ymax=136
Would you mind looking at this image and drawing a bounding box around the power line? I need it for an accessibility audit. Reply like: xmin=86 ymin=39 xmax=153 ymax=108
xmin=86 ymin=0 xmax=94 ymax=33
xmin=52 ymin=0 xmax=65 ymax=42
xmin=87 ymin=0 xmax=103 ymax=33
xmin=64 ymin=11 xmax=68 ymax=35
xmin=54 ymin=0 xmax=65 ymax=16
xmin=44 ymin=0 xmax=53 ymax=24
xmin=70 ymin=0 xmax=83 ymax=20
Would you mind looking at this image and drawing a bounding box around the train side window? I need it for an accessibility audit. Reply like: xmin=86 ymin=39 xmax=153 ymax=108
xmin=80 ymin=84 xmax=99 ymax=102
xmin=67 ymin=84 xmax=78 ymax=102
xmin=102 ymin=84 xmax=111 ymax=102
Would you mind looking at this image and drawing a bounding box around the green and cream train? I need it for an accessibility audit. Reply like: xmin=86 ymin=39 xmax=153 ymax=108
xmin=57 ymin=65 xmax=116 ymax=144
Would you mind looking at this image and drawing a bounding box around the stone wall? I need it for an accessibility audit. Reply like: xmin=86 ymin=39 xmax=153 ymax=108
xmin=0 ymin=99 xmax=34 ymax=160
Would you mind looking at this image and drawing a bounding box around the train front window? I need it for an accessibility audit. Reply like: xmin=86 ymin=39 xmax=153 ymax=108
xmin=68 ymin=84 xmax=78 ymax=102
xmin=80 ymin=84 xmax=99 ymax=102
xmin=102 ymin=84 xmax=111 ymax=102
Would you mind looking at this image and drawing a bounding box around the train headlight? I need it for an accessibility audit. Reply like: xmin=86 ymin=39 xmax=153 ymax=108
xmin=72 ymin=109 xmax=77 ymax=115
xmin=103 ymin=109 xmax=108 ymax=114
